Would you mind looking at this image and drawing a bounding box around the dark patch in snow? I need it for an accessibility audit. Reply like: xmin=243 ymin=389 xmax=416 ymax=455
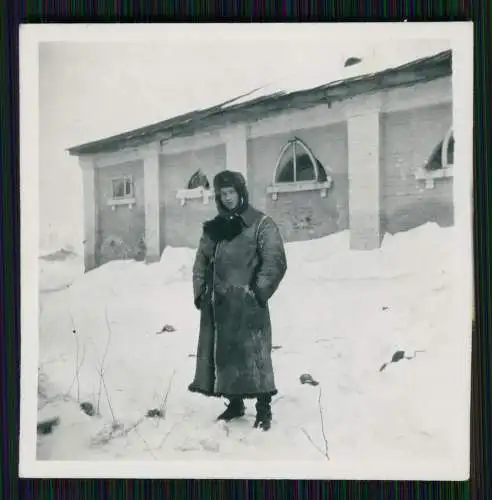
xmin=272 ymin=345 xmax=282 ymax=351
xmin=379 ymin=350 xmax=426 ymax=371
xmin=80 ymin=402 xmax=95 ymax=416
xmin=188 ymin=354 xmax=197 ymax=358
xmin=382 ymin=306 xmax=389 ymax=311
xmin=146 ymin=408 xmax=165 ymax=419
xmin=299 ymin=373 xmax=320 ymax=386
xmin=37 ymin=417 xmax=60 ymax=435
xmin=157 ymin=324 xmax=176 ymax=334
xmin=391 ymin=350 xmax=405 ymax=363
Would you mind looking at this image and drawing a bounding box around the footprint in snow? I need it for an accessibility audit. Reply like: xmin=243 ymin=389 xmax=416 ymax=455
xmin=379 ymin=349 xmax=426 ymax=372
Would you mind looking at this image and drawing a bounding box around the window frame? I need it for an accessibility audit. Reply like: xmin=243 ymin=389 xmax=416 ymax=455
xmin=176 ymin=169 xmax=214 ymax=206
xmin=415 ymin=126 xmax=454 ymax=189
xmin=267 ymin=137 xmax=333 ymax=200
xmin=107 ymin=175 xmax=136 ymax=208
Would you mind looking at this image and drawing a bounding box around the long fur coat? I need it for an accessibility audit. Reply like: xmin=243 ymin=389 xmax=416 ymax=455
xmin=188 ymin=173 xmax=287 ymax=399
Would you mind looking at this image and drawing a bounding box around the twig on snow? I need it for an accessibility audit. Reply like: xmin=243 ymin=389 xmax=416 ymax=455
xmin=98 ymin=416 xmax=145 ymax=445
xmin=65 ymin=342 xmax=87 ymax=399
xmin=300 ymin=428 xmax=326 ymax=458
xmin=91 ymin=369 xmax=179 ymax=448
xmin=158 ymin=422 xmax=178 ymax=449
xmin=301 ymin=387 xmax=330 ymax=461
xmin=317 ymin=387 xmax=330 ymax=460
xmin=96 ymin=306 xmax=114 ymax=415
xmin=98 ymin=367 xmax=118 ymax=424
xmin=158 ymin=369 xmax=176 ymax=418
xmin=134 ymin=428 xmax=158 ymax=460
xmin=405 ymin=349 xmax=427 ymax=359
xmin=67 ymin=309 xmax=86 ymax=401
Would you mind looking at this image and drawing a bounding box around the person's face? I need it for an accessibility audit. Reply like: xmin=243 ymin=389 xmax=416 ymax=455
xmin=220 ymin=186 xmax=240 ymax=211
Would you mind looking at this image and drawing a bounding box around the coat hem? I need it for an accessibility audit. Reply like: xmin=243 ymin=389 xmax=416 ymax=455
xmin=188 ymin=385 xmax=277 ymax=399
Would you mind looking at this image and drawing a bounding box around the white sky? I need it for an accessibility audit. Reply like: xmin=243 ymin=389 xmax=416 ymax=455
xmin=36 ymin=25 xmax=453 ymax=253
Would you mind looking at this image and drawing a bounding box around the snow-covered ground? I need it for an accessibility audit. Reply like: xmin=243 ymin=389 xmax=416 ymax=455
xmin=36 ymin=223 xmax=469 ymax=470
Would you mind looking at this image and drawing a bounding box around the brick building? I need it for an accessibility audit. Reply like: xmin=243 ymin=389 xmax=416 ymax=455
xmin=68 ymin=50 xmax=454 ymax=272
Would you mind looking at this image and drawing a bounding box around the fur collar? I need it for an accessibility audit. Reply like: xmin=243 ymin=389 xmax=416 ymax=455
xmin=202 ymin=206 xmax=265 ymax=242
xmin=203 ymin=215 xmax=244 ymax=242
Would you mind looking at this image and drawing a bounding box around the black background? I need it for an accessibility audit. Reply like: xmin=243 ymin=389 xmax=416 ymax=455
xmin=1 ymin=3 xmax=489 ymax=498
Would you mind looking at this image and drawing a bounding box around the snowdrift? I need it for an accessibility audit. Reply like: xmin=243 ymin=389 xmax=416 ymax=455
xmin=39 ymin=248 xmax=84 ymax=293
xmin=36 ymin=222 xmax=469 ymax=470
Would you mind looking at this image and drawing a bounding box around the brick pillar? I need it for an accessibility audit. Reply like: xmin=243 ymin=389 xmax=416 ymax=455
xmin=79 ymin=156 xmax=97 ymax=272
xmin=346 ymin=94 xmax=383 ymax=250
xmin=142 ymin=144 xmax=161 ymax=263
xmin=222 ymin=124 xmax=249 ymax=183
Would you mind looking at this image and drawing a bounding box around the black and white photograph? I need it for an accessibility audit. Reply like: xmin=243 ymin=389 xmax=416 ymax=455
xmin=20 ymin=23 xmax=473 ymax=479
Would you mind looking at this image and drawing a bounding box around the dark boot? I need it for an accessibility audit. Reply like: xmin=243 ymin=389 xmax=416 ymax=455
xmin=254 ymin=394 xmax=272 ymax=431
xmin=216 ymin=398 xmax=245 ymax=421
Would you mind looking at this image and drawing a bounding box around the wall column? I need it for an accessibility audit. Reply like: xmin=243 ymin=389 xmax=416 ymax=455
xmin=142 ymin=143 xmax=161 ymax=263
xmin=345 ymin=94 xmax=383 ymax=250
xmin=79 ymin=156 xmax=97 ymax=272
xmin=222 ymin=124 xmax=249 ymax=183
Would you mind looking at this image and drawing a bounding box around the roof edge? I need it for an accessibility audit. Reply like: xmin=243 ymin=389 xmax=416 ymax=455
xmin=67 ymin=49 xmax=452 ymax=157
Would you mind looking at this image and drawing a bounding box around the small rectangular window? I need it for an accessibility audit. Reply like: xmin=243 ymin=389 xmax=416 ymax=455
xmin=112 ymin=177 xmax=134 ymax=200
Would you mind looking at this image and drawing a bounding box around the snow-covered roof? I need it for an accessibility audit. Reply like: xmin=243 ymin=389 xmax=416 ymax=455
xmin=222 ymin=40 xmax=453 ymax=108
xmin=67 ymin=45 xmax=452 ymax=156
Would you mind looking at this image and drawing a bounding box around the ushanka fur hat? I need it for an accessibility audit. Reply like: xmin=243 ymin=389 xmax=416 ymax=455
xmin=213 ymin=170 xmax=249 ymax=216
xmin=202 ymin=170 xmax=254 ymax=242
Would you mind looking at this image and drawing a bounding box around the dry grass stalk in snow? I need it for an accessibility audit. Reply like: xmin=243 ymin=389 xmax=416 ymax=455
xmin=301 ymin=386 xmax=330 ymax=460
xmin=90 ymin=370 xmax=176 ymax=448
xmin=67 ymin=309 xmax=85 ymax=402
xmin=96 ymin=306 xmax=114 ymax=415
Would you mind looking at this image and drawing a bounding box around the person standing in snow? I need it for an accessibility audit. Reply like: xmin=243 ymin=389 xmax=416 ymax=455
xmin=188 ymin=170 xmax=287 ymax=431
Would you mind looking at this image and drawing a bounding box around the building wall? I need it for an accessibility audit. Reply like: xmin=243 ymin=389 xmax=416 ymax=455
xmin=159 ymin=144 xmax=227 ymax=249
xmin=247 ymin=122 xmax=349 ymax=242
xmin=380 ymin=102 xmax=453 ymax=234
xmin=95 ymin=160 xmax=146 ymax=265
xmin=90 ymin=85 xmax=453 ymax=267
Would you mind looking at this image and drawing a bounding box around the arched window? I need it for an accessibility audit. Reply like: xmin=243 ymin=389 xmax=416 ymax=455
xmin=176 ymin=169 xmax=213 ymax=206
xmin=187 ymin=169 xmax=210 ymax=190
xmin=267 ymin=138 xmax=333 ymax=200
xmin=415 ymin=125 xmax=454 ymax=189
xmin=425 ymin=127 xmax=454 ymax=171
xmin=274 ymin=138 xmax=329 ymax=184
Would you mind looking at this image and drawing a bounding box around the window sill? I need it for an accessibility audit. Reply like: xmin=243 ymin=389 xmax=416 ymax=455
xmin=107 ymin=198 xmax=136 ymax=210
xmin=267 ymin=179 xmax=333 ymax=200
xmin=176 ymin=187 xmax=215 ymax=206
xmin=415 ymin=166 xmax=454 ymax=189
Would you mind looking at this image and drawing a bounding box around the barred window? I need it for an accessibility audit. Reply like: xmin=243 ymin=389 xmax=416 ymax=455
xmin=425 ymin=127 xmax=454 ymax=171
xmin=187 ymin=169 xmax=210 ymax=190
xmin=111 ymin=176 xmax=134 ymax=200
xmin=274 ymin=138 xmax=328 ymax=184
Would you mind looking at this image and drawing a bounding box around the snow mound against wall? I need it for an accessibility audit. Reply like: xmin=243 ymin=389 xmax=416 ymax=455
xmin=66 ymin=247 xmax=196 ymax=303
xmin=284 ymin=223 xmax=456 ymax=282
xmin=158 ymin=246 xmax=195 ymax=284
xmin=39 ymin=249 xmax=84 ymax=293
xmin=46 ymin=222 xmax=457 ymax=295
